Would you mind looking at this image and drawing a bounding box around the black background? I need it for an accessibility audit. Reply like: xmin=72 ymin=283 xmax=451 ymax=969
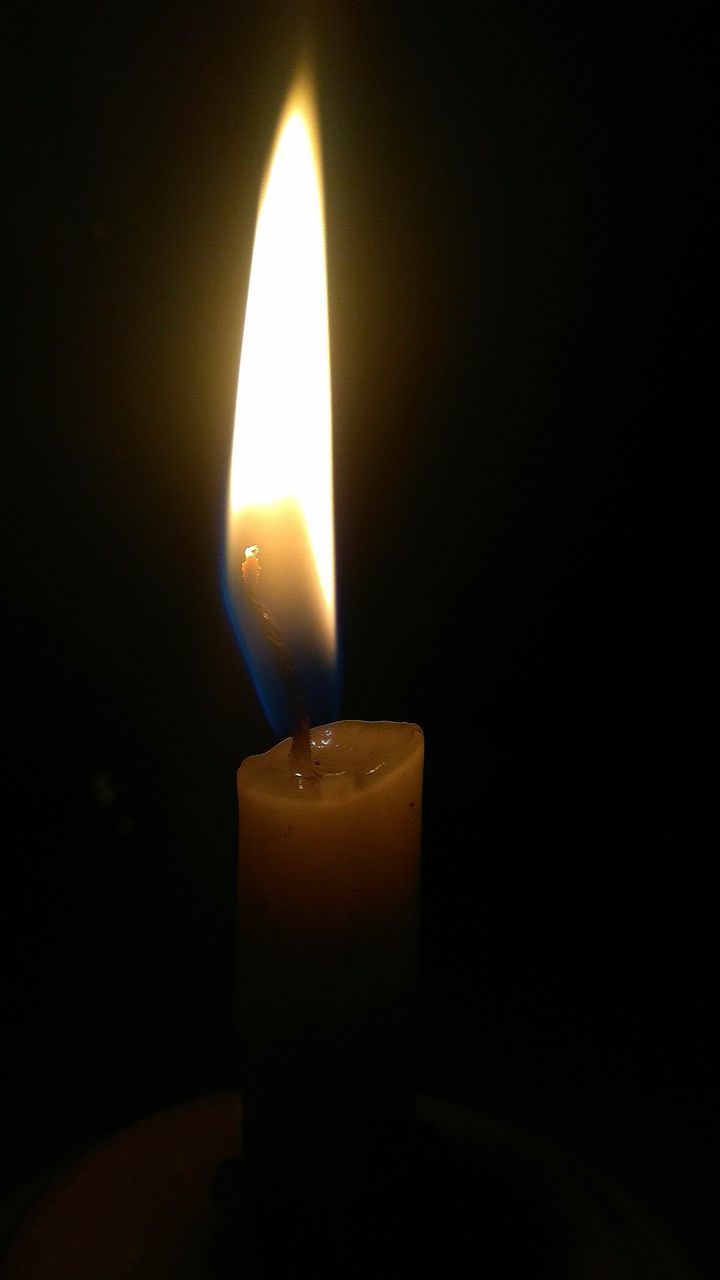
xmin=4 ymin=0 xmax=717 ymax=1272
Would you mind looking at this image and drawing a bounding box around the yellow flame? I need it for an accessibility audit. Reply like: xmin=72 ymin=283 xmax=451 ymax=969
xmin=227 ymin=73 xmax=335 ymax=657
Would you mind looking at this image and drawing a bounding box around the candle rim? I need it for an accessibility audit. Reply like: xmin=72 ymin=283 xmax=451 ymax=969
xmin=238 ymin=720 xmax=423 ymax=800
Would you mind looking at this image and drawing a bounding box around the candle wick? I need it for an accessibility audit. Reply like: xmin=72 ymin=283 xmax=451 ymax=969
xmin=288 ymin=717 xmax=315 ymax=778
xmin=242 ymin=546 xmax=319 ymax=780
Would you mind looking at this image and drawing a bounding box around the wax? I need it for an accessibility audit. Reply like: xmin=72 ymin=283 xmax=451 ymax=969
xmin=236 ymin=719 xmax=423 ymax=1185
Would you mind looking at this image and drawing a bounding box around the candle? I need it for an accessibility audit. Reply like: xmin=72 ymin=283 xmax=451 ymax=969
xmin=224 ymin=71 xmax=424 ymax=1196
xmin=237 ymin=721 xmax=423 ymax=1183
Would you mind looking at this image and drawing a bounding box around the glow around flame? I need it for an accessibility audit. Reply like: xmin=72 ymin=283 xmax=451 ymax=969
xmin=224 ymin=73 xmax=337 ymax=737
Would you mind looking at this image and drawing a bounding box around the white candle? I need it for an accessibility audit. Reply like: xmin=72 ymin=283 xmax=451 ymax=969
xmin=237 ymin=720 xmax=423 ymax=1179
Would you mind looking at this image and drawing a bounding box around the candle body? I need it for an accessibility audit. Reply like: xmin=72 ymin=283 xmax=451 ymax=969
xmin=236 ymin=720 xmax=423 ymax=1186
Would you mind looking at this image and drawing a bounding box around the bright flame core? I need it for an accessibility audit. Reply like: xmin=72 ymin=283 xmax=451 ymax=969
xmin=225 ymin=75 xmax=336 ymax=735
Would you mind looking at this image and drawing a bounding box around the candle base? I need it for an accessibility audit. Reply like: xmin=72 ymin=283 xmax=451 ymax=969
xmin=211 ymin=1116 xmax=452 ymax=1279
xmin=2 ymin=1093 xmax=698 ymax=1279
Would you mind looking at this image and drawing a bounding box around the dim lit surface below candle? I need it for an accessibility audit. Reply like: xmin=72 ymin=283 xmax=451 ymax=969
xmin=236 ymin=721 xmax=423 ymax=1191
xmin=1 ymin=1092 xmax=700 ymax=1279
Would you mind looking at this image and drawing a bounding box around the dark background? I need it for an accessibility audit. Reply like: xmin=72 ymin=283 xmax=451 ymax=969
xmin=4 ymin=0 xmax=716 ymax=1272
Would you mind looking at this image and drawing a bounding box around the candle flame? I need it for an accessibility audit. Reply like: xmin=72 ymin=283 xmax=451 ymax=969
xmin=224 ymin=73 xmax=337 ymax=736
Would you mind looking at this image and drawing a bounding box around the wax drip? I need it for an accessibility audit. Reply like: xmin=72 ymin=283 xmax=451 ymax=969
xmin=242 ymin=546 xmax=318 ymax=779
